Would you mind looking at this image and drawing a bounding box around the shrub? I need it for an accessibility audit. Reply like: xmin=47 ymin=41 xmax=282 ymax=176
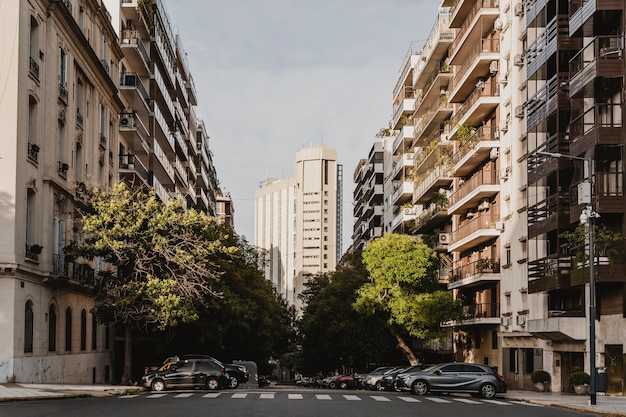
xmin=569 ymin=371 xmax=590 ymax=386
xmin=530 ymin=370 xmax=551 ymax=384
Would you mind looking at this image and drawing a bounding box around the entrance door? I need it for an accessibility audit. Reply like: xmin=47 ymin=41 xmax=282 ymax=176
xmin=560 ymin=352 xmax=585 ymax=393
xmin=606 ymin=345 xmax=624 ymax=395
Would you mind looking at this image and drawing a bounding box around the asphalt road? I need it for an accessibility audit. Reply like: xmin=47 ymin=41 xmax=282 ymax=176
xmin=0 ymin=389 xmax=599 ymax=417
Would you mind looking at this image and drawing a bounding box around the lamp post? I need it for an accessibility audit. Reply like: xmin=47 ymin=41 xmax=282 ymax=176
xmin=538 ymin=151 xmax=597 ymax=405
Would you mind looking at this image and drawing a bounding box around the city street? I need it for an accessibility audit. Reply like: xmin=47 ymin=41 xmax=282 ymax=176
xmin=0 ymin=389 xmax=599 ymax=417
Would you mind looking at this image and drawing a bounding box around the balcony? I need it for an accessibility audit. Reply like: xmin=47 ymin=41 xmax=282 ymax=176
xmin=58 ymin=84 xmax=68 ymax=104
xmin=449 ymin=0 xmax=499 ymax=63
xmin=448 ymin=169 xmax=498 ymax=215
xmin=413 ymin=11 xmax=454 ymax=90
xmin=393 ymin=125 xmax=415 ymax=153
xmin=119 ymin=73 xmax=150 ymax=112
xmin=414 ymin=97 xmax=454 ymax=144
xmin=120 ymin=0 xmax=151 ymax=38
xmin=120 ymin=30 xmax=151 ymax=74
xmin=412 ymin=203 xmax=449 ymax=234
xmin=25 ymin=244 xmax=43 ymax=261
xmin=391 ymin=86 xmax=416 ymax=130
xmin=413 ymin=165 xmax=453 ymax=204
xmin=413 ymin=138 xmax=453 ymax=174
xmin=449 ymin=37 xmax=499 ymax=103
xmin=118 ymin=153 xmax=149 ymax=186
xmin=390 ymin=180 xmax=414 ymax=206
xmin=527 ymin=133 xmax=570 ymax=183
xmin=448 ymin=258 xmax=501 ymax=290
xmin=452 ymin=80 xmax=499 ymax=127
xmin=527 ymin=192 xmax=571 ymax=237
xmin=569 ymin=35 xmax=623 ymax=98
xmin=29 ymin=57 xmax=40 ymax=80
xmin=119 ymin=112 xmax=150 ymax=154
xmin=451 ymin=125 xmax=499 ymax=176
xmin=527 ymin=74 xmax=571 ymax=131
xmin=528 ymin=256 xmax=572 ymax=293
xmin=391 ymin=206 xmax=418 ymax=232
xmin=389 ymin=153 xmax=415 ymax=181
xmin=27 ymin=143 xmax=40 ymax=162
xmin=527 ymin=316 xmax=587 ymax=341
xmin=457 ymin=302 xmax=501 ymax=325
xmin=569 ymin=0 xmax=624 ymax=36
xmin=152 ymin=140 xmax=175 ymax=185
xmin=186 ymin=76 xmax=198 ymax=106
xmin=569 ymin=103 xmax=623 ymax=156
xmin=448 ymin=210 xmax=500 ymax=252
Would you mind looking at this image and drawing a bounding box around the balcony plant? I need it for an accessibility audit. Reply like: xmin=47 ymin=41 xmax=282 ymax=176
xmin=560 ymin=223 xmax=623 ymax=268
xmin=569 ymin=371 xmax=590 ymax=395
xmin=530 ymin=370 xmax=551 ymax=392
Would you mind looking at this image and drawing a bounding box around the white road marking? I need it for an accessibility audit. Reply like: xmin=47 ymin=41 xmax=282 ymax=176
xmin=119 ymin=395 xmax=139 ymax=398
xmin=231 ymin=393 xmax=248 ymax=399
xmin=174 ymin=393 xmax=194 ymax=398
xmin=425 ymin=396 xmax=452 ymax=403
xmin=315 ymin=394 xmax=332 ymax=400
xmin=453 ymin=398 xmax=482 ymax=404
xmin=343 ymin=395 xmax=361 ymax=401
xmin=146 ymin=393 xmax=167 ymax=398
xmin=398 ymin=396 xmax=421 ymax=402
xmin=370 ymin=395 xmax=391 ymax=402
xmin=202 ymin=393 xmax=221 ymax=398
xmin=288 ymin=393 xmax=303 ymax=399
xmin=482 ymin=399 xmax=512 ymax=405
xmin=259 ymin=393 xmax=275 ymax=399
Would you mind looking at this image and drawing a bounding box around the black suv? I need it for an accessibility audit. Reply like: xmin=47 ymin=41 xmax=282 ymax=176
xmin=142 ymin=358 xmax=228 ymax=391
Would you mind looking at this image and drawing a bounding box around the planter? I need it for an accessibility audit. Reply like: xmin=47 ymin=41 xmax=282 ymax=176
xmin=573 ymin=384 xmax=589 ymax=395
xmin=534 ymin=382 xmax=548 ymax=392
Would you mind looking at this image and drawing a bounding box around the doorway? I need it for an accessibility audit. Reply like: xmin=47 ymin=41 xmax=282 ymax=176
xmin=560 ymin=352 xmax=584 ymax=392
xmin=606 ymin=345 xmax=624 ymax=395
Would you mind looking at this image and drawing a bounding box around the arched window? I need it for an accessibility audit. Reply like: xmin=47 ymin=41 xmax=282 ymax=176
xmin=48 ymin=305 xmax=57 ymax=352
xmin=80 ymin=309 xmax=87 ymax=351
xmin=65 ymin=307 xmax=72 ymax=352
xmin=24 ymin=301 xmax=34 ymax=353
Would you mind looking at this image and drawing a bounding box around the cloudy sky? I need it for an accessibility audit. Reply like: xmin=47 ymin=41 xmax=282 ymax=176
xmin=166 ymin=1 xmax=438 ymax=252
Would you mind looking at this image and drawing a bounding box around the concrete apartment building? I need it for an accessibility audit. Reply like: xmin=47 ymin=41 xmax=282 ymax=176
xmin=256 ymin=145 xmax=340 ymax=311
xmin=352 ymin=140 xmax=384 ymax=251
xmin=0 ymin=0 xmax=221 ymax=384
xmin=356 ymin=0 xmax=626 ymax=394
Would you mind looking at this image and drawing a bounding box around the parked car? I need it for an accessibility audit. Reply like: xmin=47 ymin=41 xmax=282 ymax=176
xmin=334 ymin=374 xmax=358 ymax=389
xmin=296 ymin=376 xmax=315 ymax=387
xmin=396 ymin=362 xmax=508 ymax=399
xmin=379 ymin=365 xmax=426 ymax=391
xmin=146 ymin=354 xmax=249 ymax=389
xmin=142 ymin=358 xmax=228 ymax=391
xmin=258 ymin=375 xmax=271 ymax=386
xmin=363 ymin=366 xmax=404 ymax=391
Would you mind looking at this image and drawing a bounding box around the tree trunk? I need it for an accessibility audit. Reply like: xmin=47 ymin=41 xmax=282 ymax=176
xmin=119 ymin=325 xmax=133 ymax=385
xmin=388 ymin=325 xmax=418 ymax=365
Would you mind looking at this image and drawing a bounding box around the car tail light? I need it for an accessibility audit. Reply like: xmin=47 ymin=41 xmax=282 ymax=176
xmin=496 ymin=373 xmax=506 ymax=382
xmin=221 ymin=366 xmax=226 ymax=375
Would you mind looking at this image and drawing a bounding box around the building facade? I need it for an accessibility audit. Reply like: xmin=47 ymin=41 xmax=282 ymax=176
xmin=0 ymin=0 xmax=222 ymax=384
xmin=256 ymin=145 xmax=340 ymax=311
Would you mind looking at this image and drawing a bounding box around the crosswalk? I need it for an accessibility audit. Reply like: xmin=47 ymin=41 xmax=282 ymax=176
xmin=119 ymin=391 xmax=540 ymax=407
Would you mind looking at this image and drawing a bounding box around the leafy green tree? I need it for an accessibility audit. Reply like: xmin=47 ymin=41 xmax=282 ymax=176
xmin=354 ymin=234 xmax=462 ymax=365
xmin=298 ymin=250 xmax=403 ymax=374
xmin=172 ymin=235 xmax=296 ymax=371
xmin=67 ymin=183 xmax=236 ymax=383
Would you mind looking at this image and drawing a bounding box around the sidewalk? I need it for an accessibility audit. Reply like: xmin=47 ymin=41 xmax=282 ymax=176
xmin=1 ymin=384 xmax=625 ymax=415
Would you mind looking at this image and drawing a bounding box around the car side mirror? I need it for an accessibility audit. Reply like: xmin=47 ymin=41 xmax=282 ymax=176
xmin=434 ymin=370 xmax=442 ymax=375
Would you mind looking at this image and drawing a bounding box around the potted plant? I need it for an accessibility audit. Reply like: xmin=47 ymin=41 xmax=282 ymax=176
xmin=530 ymin=370 xmax=550 ymax=392
xmin=560 ymin=224 xmax=623 ymax=268
xmin=569 ymin=371 xmax=590 ymax=395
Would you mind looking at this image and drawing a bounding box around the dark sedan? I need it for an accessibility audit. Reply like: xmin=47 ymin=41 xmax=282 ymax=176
xmin=396 ymin=362 xmax=507 ymax=399
xmin=142 ymin=358 xmax=228 ymax=391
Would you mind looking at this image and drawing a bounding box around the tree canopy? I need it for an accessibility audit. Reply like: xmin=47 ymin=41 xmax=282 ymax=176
xmin=354 ymin=234 xmax=462 ymax=364
xmin=68 ymin=183 xmax=236 ymax=383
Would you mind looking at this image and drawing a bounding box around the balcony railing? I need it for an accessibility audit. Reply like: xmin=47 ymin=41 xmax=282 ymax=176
xmin=453 ymin=79 xmax=499 ymax=123
xmin=449 ymin=258 xmax=501 ymax=283
xmin=58 ymin=84 xmax=68 ymax=104
xmin=120 ymin=30 xmax=151 ymax=68
xmin=53 ymin=254 xmax=68 ymax=276
xmin=449 ymin=37 xmax=500 ymax=94
xmin=569 ymin=103 xmax=623 ymax=144
xmin=120 ymin=73 xmax=150 ymax=104
xmin=449 ymin=169 xmax=498 ymax=206
xmin=569 ymin=35 xmax=623 ymax=77
xmin=451 ymin=210 xmax=500 ymax=242
xmin=27 ymin=143 xmax=40 ymax=161
xmin=462 ymin=302 xmax=500 ymax=319
xmin=29 ymin=57 xmax=40 ymax=79
xmin=25 ymin=244 xmax=43 ymax=261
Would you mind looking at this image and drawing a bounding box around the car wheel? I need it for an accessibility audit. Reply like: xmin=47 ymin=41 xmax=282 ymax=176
xmin=206 ymin=377 xmax=220 ymax=391
xmin=393 ymin=381 xmax=401 ymax=392
xmin=480 ymin=383 xmax=496 ymax=399
xmin=411 ymin=380 xmax=428 ymax=395
xmin=328 ymin=381 xmax=337 ymax=389
xmin=375 ymin=381 xmax=385 ymax=391
xmin=228 ymin=376 xmax=239 ymax=389
xmin=339 ymin=381 xmax=348 ymax=389
xmin=150 ymin=379 xmax=165 ymax=392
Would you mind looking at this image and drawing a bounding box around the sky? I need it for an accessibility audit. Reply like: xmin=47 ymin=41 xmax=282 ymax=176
xmin=166 ymin=0 xmax=439 ymax=253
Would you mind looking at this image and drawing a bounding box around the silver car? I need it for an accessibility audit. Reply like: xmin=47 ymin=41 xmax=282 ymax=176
xmin=396 ymin=362 xmax=507 ymax=399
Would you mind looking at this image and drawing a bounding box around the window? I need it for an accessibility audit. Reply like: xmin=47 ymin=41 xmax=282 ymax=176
xmin=28 ymin=96 xmax=38 ymax=154
xmin=65 ymin=307 xmax=72 ymax=352
xmin=26 ymin=188 xmax=36 ymax=256
xmin=92 ymin=314 xmax=97 ymax=350
xmin=24 ymin=301 xmax=34 ymax=353
xmin=324 ymin=160 xmax=329 ymax=185
xmin=492 ymin=330 xmax=498 ymax=349
xmin=80 ymin=309 xmax=87 ymax=350
xmin=105 ymin=325 xmax=110 ymax=350
xmin=58 ymin=48 xmax=67 ymax=102
xmin=48 ymin=305 xmax=57 ymax=352
xmin=509 ymin=348 xmax=518 ymax=373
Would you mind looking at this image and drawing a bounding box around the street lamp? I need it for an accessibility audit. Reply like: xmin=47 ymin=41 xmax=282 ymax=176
xmin=537 ymin=151 xmax=598 ymax=405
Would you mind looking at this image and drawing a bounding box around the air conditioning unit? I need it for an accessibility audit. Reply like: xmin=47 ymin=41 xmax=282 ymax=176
xmin=438 ymin=233 xmax=451 ymax=245
xmin=479 ymin=200 xmax=490 ymax=211
xmin=499 ymin=121 xmax=509 ymax=133
xmin=494 ymin=18 xmax=503 ymax=31
xmin=490 ymin=148 xmax=499 ymax=159
xmin=500 ymin=167 xmax=511 ymax=180
xmin=514 ymin=3 xmax=524 ymax=17
xmin=515 ymin=105 xmax=524 ymax=118
xmin=514 ymin=54 xmax=524 ymax=67
xmin=502 ymin=317 xmax=511 ymax=327
xmin=489 ymin=60 xmax=499 ymax=74
xmin=120 ymin=116 xmax=133 ymax=127
xmin=495 ymin=221 xmax=505 ymax=231
xmin=516 ymin=315 xmax=527 ymax=326
xmin=403 ymin=207 xmax=415 ymax=215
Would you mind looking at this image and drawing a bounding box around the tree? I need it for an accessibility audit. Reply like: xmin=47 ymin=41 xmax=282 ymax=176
xmin=354 ymin=234 xmax=462 ymax=365
xmin=67 ymin=183 xmax=236 ymax=384
xmin=297 ymin=250 xmax=403 ymax=374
